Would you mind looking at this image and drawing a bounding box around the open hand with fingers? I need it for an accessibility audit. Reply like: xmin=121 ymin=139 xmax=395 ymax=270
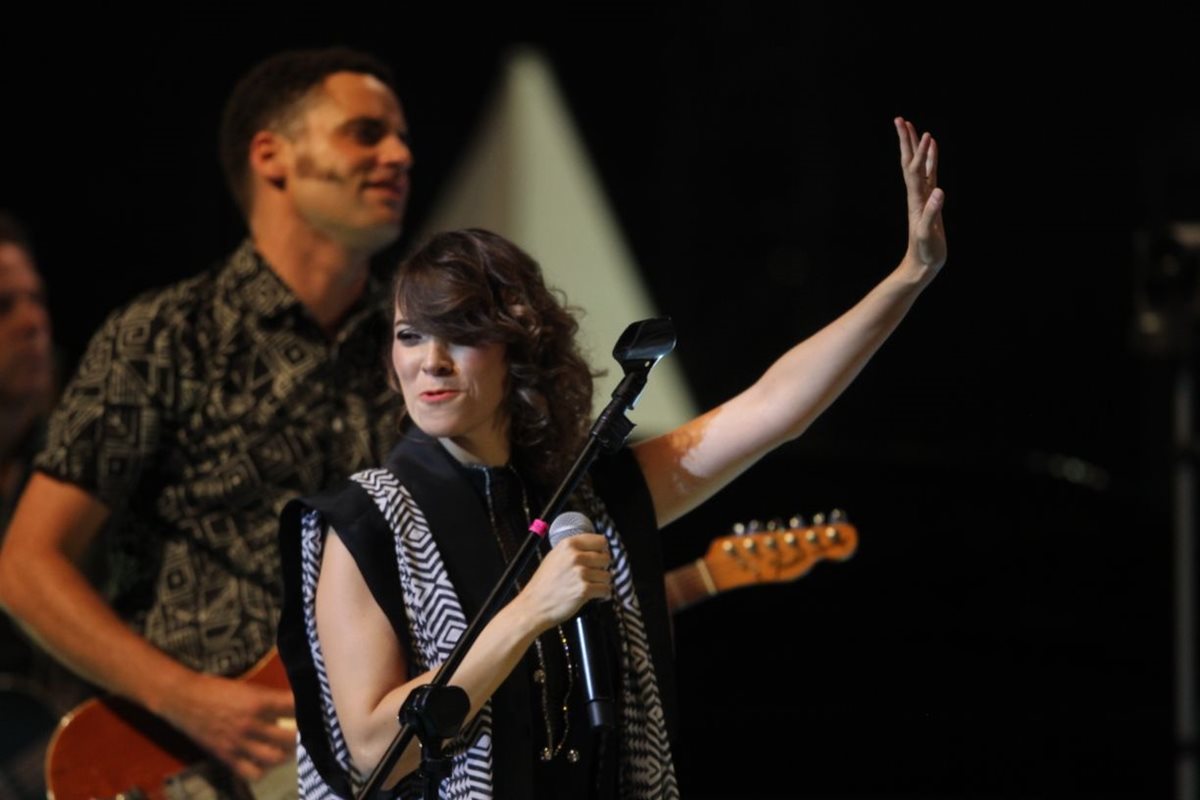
xmin=895 ymin=116 xmax=947 ymax=279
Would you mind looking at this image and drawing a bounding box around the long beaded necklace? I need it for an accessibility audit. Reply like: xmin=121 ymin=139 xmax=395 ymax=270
xmin=478 ymin=466 xmax=578 ymax=763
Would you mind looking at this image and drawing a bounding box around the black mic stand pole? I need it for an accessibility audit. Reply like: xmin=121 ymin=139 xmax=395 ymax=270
xmin=355 ymin=318 xmax=676 ymax=800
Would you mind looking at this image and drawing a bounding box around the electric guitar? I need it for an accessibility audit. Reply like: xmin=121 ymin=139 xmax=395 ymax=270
xmin=44 ymin=649 xmax=296 ymax=800
xmin=664 ymin=510 xmax=858 ymax=613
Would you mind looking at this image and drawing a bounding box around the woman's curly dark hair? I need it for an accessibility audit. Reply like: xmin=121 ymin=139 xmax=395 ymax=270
xmin=390 ymin=229 xmax=597 ymax=490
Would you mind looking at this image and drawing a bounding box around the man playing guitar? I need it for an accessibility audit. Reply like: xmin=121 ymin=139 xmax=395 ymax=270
xmin=0 ymin=47 xmax=412 ymax=788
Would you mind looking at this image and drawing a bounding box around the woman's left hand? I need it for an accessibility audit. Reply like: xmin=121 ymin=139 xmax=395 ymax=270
xmin=896 ymin=116 xmax=946 ymax=279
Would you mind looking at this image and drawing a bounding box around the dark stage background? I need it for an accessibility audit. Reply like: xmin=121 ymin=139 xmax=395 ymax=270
xmin=2 ymin=6 xmax=1195 ymax=798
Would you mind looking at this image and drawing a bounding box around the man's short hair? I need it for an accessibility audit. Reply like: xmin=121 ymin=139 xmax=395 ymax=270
xmin=218 ymin=47 xmax=397 ymax=217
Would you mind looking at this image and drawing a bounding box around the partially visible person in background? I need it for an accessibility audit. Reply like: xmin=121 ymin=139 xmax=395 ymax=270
xmin=0 ymin=209 xmax=75 ymax=800
xmin=0 ymin=211 xmax=53 ymax=531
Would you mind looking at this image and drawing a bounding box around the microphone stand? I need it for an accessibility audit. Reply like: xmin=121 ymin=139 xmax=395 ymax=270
xmin=355 ymin=318 xmax=676 ymax=800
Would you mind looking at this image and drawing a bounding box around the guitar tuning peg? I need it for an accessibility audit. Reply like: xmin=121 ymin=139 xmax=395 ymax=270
xmin=812 ymin=512 xmax=827 ymax=526
xmin=788 ymin=514 xmax=806 ymax=529
xmin=766 ymin=518 xmax=783 ymax=531
xmin=824 ymin=526 xmax=840 ymax=543
xmin=732 ymin=522 xmax=747 ymax=536
xmin=830 ymin=509 xmax=847 ymax=522
xmin=746 ymin=519 xmax=763 ymax=533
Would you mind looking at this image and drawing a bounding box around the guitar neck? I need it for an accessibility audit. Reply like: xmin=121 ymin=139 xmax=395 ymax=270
xmin=664 ymin=559 xmax=719 ymax=614
xmin=665 ymin=516 xmax=858 ymax=614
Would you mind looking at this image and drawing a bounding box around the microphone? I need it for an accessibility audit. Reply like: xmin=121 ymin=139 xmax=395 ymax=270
xmin=548 ymin=512 xmax=615 ymax=730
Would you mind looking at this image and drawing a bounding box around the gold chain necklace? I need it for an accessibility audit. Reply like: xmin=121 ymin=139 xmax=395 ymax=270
xmin=478 ymin=466 xmax=577 ymax=763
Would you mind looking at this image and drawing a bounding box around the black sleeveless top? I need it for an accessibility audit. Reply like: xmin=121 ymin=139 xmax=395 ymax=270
xmin=277 ymin=427 xmax=679 ymax=798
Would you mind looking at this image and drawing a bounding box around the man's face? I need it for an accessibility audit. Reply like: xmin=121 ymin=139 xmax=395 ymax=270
xmin=0 ymin=243 xmax=52 ymax=409
xmin=283 ymin=71 xmax=413 ymax=251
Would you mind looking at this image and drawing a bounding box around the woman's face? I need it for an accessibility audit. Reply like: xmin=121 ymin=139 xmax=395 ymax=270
xmin=392 ymin=306 xmax=511 ymax=465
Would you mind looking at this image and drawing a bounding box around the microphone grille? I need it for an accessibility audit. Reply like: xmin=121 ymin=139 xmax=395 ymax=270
xmin=548 ymin=511 xmax=595 ymax=547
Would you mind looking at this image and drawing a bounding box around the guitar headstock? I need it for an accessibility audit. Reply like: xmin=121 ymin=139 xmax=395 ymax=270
xmin=699 ymin=510 xmax=858 ymax=593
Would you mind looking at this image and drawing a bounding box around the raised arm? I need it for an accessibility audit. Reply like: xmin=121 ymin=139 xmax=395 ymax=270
xmin=0 ymin=473 xmax=296 ymax=781
xmin=634 ymin=117 xmax=946 ymax=527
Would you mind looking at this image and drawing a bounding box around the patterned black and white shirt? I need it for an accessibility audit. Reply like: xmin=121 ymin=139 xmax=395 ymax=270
xmin=35 ymin=241 xmax=399 ymax=677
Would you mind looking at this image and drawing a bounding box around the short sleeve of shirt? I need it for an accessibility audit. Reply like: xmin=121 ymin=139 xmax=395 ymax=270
xmin=34 ymin=299 xmax=174 ymax=509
